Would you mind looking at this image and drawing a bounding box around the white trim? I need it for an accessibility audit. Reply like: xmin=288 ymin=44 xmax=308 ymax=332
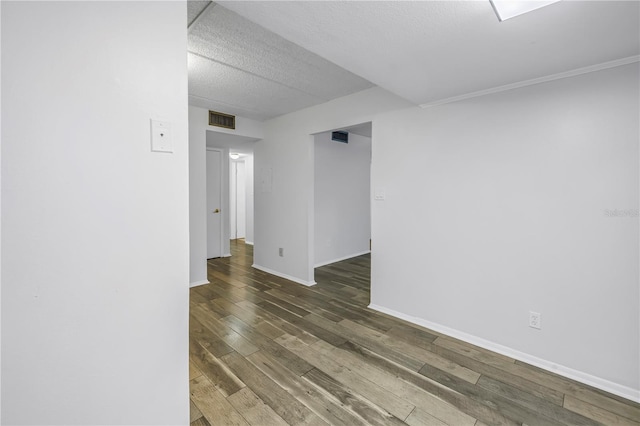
xmin=368 ymin=303 xmax=640 ymax=403
xmin=222 ymin=253 xmax=232 ymax=258
xmin=189 ymin=280 xmax=210 ymax=289
xmin=420 ymin=56 xmax=640 ymax=109
xmin=244 ymin=240 xmax=254 ymax=246
xmin=252 ymin=264 xmax=317 ymax=287
xmin=314 ymin=250 xmax=371 ymax=268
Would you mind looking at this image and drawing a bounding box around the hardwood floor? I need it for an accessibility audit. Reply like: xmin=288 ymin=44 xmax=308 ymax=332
xmin=190 ymin=240 xmax=639 ymax=426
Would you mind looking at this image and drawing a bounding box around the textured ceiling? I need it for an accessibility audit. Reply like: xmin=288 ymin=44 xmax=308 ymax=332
xmin=219 ymin=1 xmax=639 ymax=107
xmin=190 ymin=1 xmax=639 ymax=120
xmin=187 ymin=1 xmax=210 ymax=27
xmin=187 ymin=2 xmax=374 ymax=121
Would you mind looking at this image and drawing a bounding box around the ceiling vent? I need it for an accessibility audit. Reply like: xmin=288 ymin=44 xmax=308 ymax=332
xmin=332 ymin=131 xmax=348 ymax=144
xmin=209 ymin=110 xmax=236 ymax=130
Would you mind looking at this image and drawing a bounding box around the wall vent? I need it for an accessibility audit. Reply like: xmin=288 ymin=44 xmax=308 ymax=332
xmin=332 ymin=131 xmax=348 ymax=143
xmin=209 ymin=110 xmax=236 ymax=129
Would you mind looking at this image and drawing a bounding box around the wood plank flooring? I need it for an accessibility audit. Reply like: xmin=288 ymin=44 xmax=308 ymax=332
xmin=190 ymin=240 xmax=640 ymax=426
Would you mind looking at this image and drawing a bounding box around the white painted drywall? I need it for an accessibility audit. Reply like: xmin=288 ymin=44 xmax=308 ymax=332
xmin=254 ymin=87 xmax=413 ymax=285
xmin=254 ymin=66 xmax=638 ymax=398
xmin=189 ymin=106 xmax=263 ymax=285
xmin=189 ymin=106 xmax=210 ymax=286
xmin=1 ymin=2 xmax=190 ymax=424
xmin=314 ymin=132 xmax=371 ymax=266
xmin=371 ymin=63 xmax=639 ymax=397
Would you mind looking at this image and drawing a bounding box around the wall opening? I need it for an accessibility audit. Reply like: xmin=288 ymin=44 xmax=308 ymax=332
xmin=312 ymin=122 xmax=372 ymax=281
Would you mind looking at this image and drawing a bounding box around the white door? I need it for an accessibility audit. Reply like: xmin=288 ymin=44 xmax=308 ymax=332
xmin=230 ymin=162 xmax=237 ymax=239
xmin=206 ymin=149 xmax=222 ymax=258
xmin=230 ymin=161 xmax=247 ymax=240
xmin=236 ymin=161 xmax=246 ymax=239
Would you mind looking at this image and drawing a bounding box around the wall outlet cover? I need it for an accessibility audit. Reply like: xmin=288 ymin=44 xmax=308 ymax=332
xmin=529 ymin=311 xmax=541 ymax=329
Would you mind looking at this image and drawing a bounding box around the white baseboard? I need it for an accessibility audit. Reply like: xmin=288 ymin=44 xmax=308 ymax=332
xmin=223 ymin=253 xmax=231 ymax=258
xmin=368 ymin=303 xmax=640 ymax=403
xmin=189 ymin=280 xmax=210 ymax=288
xmin=252 ymin=264 xmax=316 ymax=287
xmin=315 ymin=250 xmax=371 ymax=268
xmin=245 ymin=240 xmax=254 ymax=246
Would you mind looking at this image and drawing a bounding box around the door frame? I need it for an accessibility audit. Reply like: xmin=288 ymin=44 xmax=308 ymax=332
xmin=206 ymin=147 xmax=224 ymax=259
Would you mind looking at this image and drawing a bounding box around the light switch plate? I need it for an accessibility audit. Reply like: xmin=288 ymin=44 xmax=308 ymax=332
xmin=374 ymin=189 xmax=386 ymax=201
xmin=151 ymin=119 xmax=173 ymax=153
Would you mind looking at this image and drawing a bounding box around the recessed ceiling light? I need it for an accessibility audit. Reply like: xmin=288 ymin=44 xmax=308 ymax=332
xmin=490 ymin=0 xmax=561 ymax=21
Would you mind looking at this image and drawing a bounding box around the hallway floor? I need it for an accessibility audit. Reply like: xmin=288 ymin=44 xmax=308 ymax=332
xmin=189 ymin=240 xmax=639 ymax=426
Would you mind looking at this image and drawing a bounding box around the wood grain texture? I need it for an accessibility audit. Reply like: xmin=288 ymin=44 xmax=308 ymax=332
xmin=221 ymin=350 xmax=328 ymax=426
xmin=189 ymin=339 xmax=245 ymax=397
xmin=190 ymin=399 xmax=204 ymax=423
xmin=190 ymin=417 xmax=212 ymax=426
xmin=276 ymin=333 xmax=416 ymax=420
xmin=246 ymin=350 xmax=370 ymax=426
xmin=190 ymin=375 xmax=249 ymax=426
xmin=189 ymin=240 xmax=639 ymax=426
xmin=302 ymin=367 xmax=406 ymax=426
xmin=227 ymin=387 xmax=288 ymax=426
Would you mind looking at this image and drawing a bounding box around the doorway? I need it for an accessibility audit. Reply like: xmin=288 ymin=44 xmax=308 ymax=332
xmin=313 ymin=122 xmax=372 ymax=270
xmin=206 ymin=148 xmax=223 ymax=259
xmin=205 ymin=130 xmax=258 ymax=258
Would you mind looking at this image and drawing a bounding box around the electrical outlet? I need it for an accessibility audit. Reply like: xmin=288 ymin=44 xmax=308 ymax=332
xmin=529 ymin=311 xmax=541 ymax=329
xmin=279 ymin=248 xmax=284 ymax=257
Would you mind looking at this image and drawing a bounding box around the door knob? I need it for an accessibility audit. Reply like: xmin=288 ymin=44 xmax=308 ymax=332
xmin=213 ymin=208 xmax=220 ymax=213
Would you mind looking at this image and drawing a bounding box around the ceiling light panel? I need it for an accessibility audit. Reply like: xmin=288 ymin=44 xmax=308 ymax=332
xmin=490 ymin=0 xmax=561 ymax=21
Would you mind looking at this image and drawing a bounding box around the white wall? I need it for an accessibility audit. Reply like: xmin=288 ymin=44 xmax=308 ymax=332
xmin=314 ymin=131 xmax=371 ymax=266
xmin=254 ymin=66 xmax=638 ymax=399
xmin=189 ymin=106 xmax=262 ymax=285
xmin=189 ymin=107 xmax=210 ymax=286
xmin=1 ymin=2 xmax=190 ymax=424
xmin=254 ymin=87 xmax=412 ymax=285
xmin=371 ymin=63 xmax=639 ymax=398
